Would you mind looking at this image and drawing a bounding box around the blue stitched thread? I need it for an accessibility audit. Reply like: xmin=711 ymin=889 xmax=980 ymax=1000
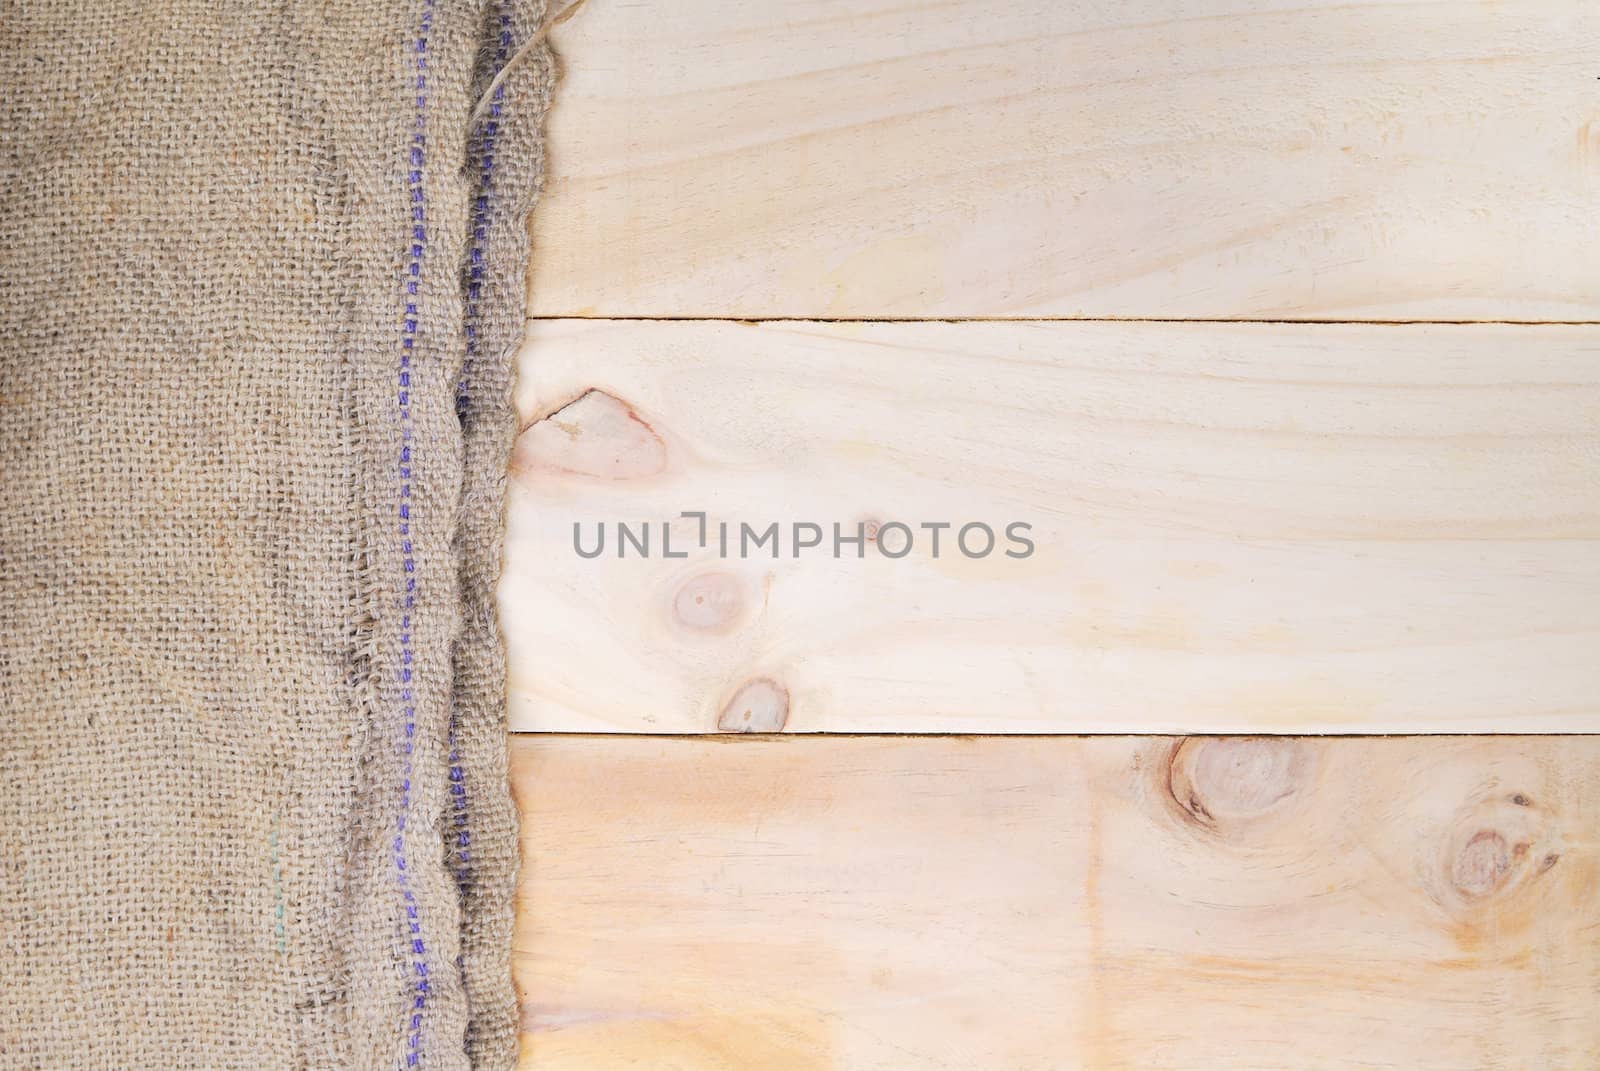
xmin=448 ymin=7 xmax=514 ymax=898
xmin=396 ymin=0 xmax=435 ymax=1064
xmin=271 ymin=820 xmax=286 ymax=955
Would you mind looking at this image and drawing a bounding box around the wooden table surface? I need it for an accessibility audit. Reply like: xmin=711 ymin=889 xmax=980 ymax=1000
xmin=506 ymin=2 xmax=1600 ymax=1067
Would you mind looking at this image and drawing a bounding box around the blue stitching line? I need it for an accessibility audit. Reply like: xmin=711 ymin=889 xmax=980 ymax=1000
xmin=395 ymin=0 xmax=436 ymax=1064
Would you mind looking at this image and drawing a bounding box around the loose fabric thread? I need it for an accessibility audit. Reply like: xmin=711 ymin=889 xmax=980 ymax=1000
xmin=448 ymin=5 xmax=515 ymax=897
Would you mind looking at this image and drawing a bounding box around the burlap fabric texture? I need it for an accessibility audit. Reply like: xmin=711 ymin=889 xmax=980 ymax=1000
xmin=0 ymin=1 xmax=550 ymax=1067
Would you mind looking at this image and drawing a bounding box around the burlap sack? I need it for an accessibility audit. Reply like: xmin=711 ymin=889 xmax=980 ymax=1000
xmin=0 ymin=1 xmax=550 ymax=1066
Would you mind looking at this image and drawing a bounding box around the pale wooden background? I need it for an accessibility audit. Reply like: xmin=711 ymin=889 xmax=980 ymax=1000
xmin=506 ymin=1 xmax=1600 ymax=1067
xmin=505 ymin=319 xmax=1599 ymax=734
xmin=528 ymin=0 xmax=1600 ymax=320
xmin=514 ymin=736 xmax=1600 ymax=1070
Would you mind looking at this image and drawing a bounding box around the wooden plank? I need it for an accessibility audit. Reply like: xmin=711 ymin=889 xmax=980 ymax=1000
xmin=512 ymin=734 xmax=1600 ymax=1070
xmin=500 ymin=319 xmax=1600 ymax=733
xmin=533 ymin=0 xmax=1600 ymax=320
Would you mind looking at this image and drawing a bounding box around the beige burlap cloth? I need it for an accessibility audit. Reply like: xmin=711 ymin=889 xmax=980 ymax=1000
xmin=0 ymin=1 xmax=549 ymax=1066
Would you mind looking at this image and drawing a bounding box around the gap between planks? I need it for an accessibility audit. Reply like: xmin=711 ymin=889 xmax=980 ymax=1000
xmin=505 ymin=732 xmax=1600 ymax=740
xmin=526 ymin=315 xmax=1600 ymax=326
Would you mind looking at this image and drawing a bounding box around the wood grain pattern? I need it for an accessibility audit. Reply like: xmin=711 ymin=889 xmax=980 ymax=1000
xmin=532 ymin=0 xmax=1600 ymax=320
xmin=512 ymin=734 xmax=1600 ymax=1070
xmin=501 ymin=319 xmax=1600 ymax=733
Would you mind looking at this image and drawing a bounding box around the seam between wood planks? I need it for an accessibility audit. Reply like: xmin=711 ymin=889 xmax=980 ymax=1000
xmin=525 ymin=315 xmax=1600 ymax=326
xmin=503 ymin=731 xmax=1600 ymax=740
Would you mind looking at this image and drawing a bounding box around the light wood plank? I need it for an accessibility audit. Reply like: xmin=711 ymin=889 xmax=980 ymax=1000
xmin=533 ymin=0 xmax=1600 ymax=320
xmin=512 ymin=734 xmax=1600 ymax=1070
xmin=501 ymin=319 xmax=1600 ymax=733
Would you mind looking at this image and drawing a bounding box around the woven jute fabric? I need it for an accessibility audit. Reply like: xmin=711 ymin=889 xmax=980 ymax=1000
xmin=0 ymin=0 xmax=549 ymax=1066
